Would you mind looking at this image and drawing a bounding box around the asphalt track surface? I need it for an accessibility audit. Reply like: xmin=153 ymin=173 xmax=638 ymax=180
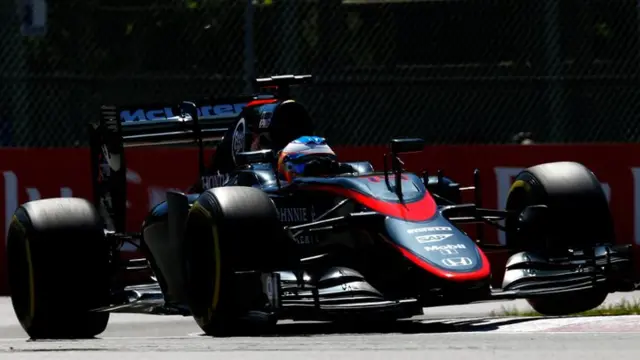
xmin=1 ymin=293 xmax=640 ymax=360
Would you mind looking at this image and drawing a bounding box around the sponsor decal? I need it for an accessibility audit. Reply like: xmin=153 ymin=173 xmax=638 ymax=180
xmin=261 ymin=273 xmax=279 ymax=308
xmin=416 ymin=234 xmax=453 ymax=243
xmin=231 ymin=118 xmax=246 ymax=165
xmin=442 ymin=257 xmax=473 ymax=267
xmin=279 ymin=206 xmax=318 ymax=245
xmin=3 ymin=170 xmax=74 ymax=245
xmin=201 ymin=174 xmax=230 ymax=189
xmin=120 ymin=103 xmax=248 ymax=122
xmin=439 ymin=247 xmax=460 ymax=255
xmin=279 ymin=207 xmax=316 ymax=223
xmin=407 ymin=226 xmax=452 ymax=234
xmin=423 ymin=244 xmax=466 ymax=252
xmin=258 ymin=103 xmax=278 ymax=129
xmin=295 ymin=237 xmax=318 ymax=245
xmin=259 ymin=112 xmax=273 ymax=129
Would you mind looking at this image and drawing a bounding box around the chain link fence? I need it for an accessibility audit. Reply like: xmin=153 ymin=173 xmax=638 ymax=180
xmin=2 ymin=0 xmax=640 ymax=147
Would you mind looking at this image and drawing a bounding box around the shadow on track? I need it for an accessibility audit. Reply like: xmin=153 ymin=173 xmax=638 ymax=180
xmin=193 ymin=317 xmax=540 ymax=337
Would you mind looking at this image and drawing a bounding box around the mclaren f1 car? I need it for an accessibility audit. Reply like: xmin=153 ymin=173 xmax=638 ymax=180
xmin=6 ymin=74 xmax=638 ymax=339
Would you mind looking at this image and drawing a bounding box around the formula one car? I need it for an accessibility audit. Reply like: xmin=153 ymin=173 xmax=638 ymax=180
xmin=6 ymin=75 xmax=637 ymax=339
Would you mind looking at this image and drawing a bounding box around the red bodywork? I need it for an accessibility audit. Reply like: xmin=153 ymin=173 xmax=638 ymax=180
xmin=299 ymin=180 xmax=492 ymax=283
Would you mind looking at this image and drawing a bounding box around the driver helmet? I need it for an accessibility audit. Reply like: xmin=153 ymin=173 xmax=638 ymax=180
xmin=277 ymin=136 xmax=336 ymax=182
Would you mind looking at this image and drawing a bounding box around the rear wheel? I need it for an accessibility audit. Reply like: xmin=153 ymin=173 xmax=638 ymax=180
xmin=184 ymin=186 xmax=296 ymax=336
xmin=505 ymin=161 xmax=612 ymax=315
xmin=7 ymin=198 xmax=111 ymax=339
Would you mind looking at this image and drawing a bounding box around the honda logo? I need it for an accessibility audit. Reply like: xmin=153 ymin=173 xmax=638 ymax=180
xmin=442 ymin=257 xmax=473 ymax=267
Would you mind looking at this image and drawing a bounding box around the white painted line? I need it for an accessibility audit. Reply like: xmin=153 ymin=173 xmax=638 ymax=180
xmin=489 ymin=315 xmax=640 ymax=333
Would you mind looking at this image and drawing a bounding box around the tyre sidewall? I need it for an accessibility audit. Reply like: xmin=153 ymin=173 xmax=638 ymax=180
xmin=505 ymin=163 xmax=614 ymax=252
xmin=7 ymin=201 xmax=111 ymax=339
xmin=183 ymin=192 xmax=234 ymax=333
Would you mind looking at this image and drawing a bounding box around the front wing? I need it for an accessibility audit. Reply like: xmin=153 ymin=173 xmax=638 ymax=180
xmin=92 ymin=244 xmax=636 ymax=319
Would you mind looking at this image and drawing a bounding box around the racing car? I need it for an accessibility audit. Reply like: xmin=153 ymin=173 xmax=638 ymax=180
xmin=6 ymin=74 xmax=638 ymax=339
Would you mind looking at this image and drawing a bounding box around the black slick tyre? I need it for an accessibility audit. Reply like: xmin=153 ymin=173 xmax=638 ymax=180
xmin=505 ymin=161 xmax=612 ymax=315
xmin=7 ymin=198 xmax=111 ymax=339
xmin=184 ymin=186 xmax=294 ymax=337
xmin=525 ymin=290 xmax=608 ymax=316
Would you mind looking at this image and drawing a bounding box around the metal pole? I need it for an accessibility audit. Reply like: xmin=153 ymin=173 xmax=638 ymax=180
xmin=243 ymin=0 xmax=256 ymax=94
xmin=277 ymin=0 xmax=300 ymax=74
xmin=541 ymin=0 xmax=568 ymax=142
xmin=636 ymin=0 xmax=640 ymax=69
xmin=0 ymin=7 xmax=12 ymax=146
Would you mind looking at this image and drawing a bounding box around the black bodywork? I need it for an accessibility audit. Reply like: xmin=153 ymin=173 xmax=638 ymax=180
xmin=88 ymin=75 xmax=637 ymax=322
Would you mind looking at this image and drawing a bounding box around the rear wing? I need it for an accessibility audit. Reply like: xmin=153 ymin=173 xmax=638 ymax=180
xmin=89 ymin=74 xmax=312 ymax=234
xmin=109 ymin=99 xmax=253 ymax=147
xmin=88 ymin=98 xmax=254 ymax=233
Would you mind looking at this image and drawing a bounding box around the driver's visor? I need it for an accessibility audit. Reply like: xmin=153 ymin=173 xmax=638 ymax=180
xmin=284 ymin=153 xmax=335 ymax=174
xmin=288 ymin=162 xmax=307 ymax=175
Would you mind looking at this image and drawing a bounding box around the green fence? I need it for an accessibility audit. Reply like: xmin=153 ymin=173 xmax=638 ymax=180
xmin=1 ymin=0 xmax=640 ymax=147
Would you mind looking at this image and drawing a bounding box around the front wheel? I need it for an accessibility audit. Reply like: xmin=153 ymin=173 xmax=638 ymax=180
xmin=527 ymin=290 xmax=608 ymax=316
xmin=183 ymin=186 xmax=295 ymax=336
xmin=504 ymin=161 xmax=611 ymax=315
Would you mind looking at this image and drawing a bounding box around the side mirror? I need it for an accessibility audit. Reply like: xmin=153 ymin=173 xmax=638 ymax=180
xmin=390 ymin=138 xmax=425 ymax=155
xmin=236 ymin=149 xmax=275 ymax=167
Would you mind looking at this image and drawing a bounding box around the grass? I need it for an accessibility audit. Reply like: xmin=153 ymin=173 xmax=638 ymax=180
xmin=489 ymin=298 xmax=640 ymax=317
